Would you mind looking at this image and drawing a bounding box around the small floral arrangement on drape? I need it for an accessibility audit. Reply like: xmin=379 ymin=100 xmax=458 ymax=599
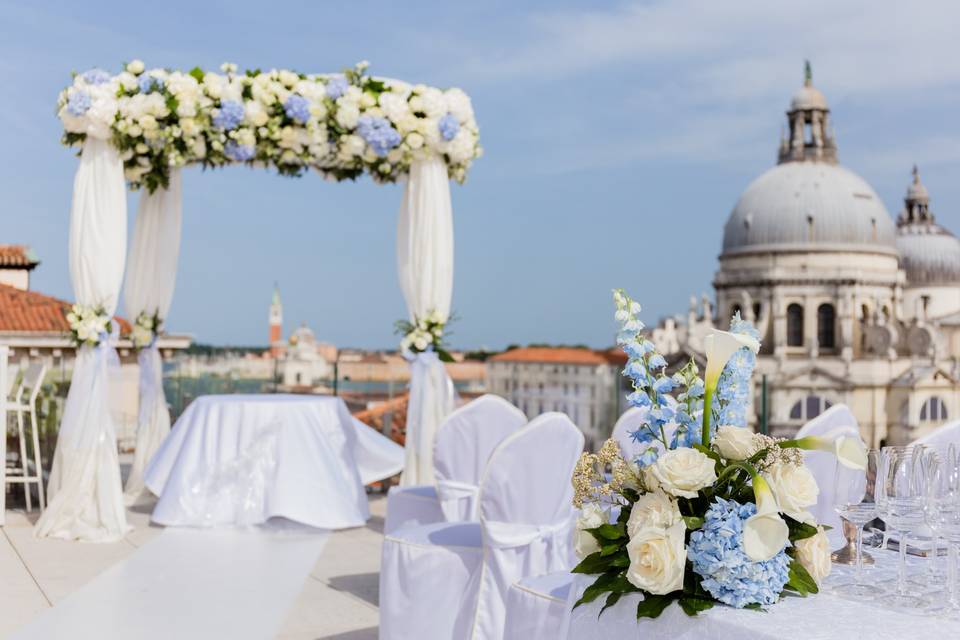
xmin=570 ymin=290 xmax=867 ymax=618
xmin=131 ymin=310 xmax=162 ymax=350
xmin=66 ymin=304 xmax=113 ymax=348
xmin=58 ymin=61 xmax=481 ymax=192
xmin=395 ymin=310 xmax=453 ymax=362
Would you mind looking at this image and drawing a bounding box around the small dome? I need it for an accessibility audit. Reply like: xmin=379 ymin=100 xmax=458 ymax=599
xmin=790 ymin=85 xmax=828 ymax=111
xmin=723 ymin=162 xmax=896 ymax=255
xmin=897 ymin=224 xmax=960 ymax=285
xmin=289 ymin=324 xmax=316 ymax=346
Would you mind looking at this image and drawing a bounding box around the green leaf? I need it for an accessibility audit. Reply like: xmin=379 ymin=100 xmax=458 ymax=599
xmin=188 ymin=66 xmax=205 ymax=82
xmin=436 ymin=348 xmax=455 ymax=363
xmin=591 ymin=523 xmax=627 ymax=541
xmin=599 ymin=592 xmax=622 ymax=617
xmin=636 ymin=594 xmax=675 ymax=619
xmin=572 ymin=551 xmax=616 ymax=574
xmin=784 ymin=515 xmax=819 ymax=542
xmin=573 ymin=572 xmax=620 ymax=608
xmin=678 ymin=596 xmax=715 ymax=616
xmin=786 ymin=559 xmax=819 ymax=596
xmin=744 ymin=602 xmax=766 ymax=612
xmin=682 ymin=516 xmax=705 ymax=530
xmin=600 ymin=542 xmax=621 ymax=557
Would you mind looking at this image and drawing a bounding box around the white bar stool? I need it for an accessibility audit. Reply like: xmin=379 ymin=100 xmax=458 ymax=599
xmin=5 ymin=361 xmax=47 ymax=512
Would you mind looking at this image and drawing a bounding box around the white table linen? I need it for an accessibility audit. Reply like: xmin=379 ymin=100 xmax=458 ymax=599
xmin=385 ymin=394 xmax=527 ymax=534
xmin=562 ymin=550 xmax=960 ymax=639
xmin=503 ymin=571 xmax=571 ymax=640
xmin=379 ymin=413 xmax=583 ymax=640
xmin=144 ymin=394 xmax=402 ymax=529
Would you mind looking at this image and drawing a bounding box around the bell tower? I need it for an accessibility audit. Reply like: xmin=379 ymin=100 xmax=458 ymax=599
xmin=269 ymin=284 xmax=283 ymax=357
xmin=778 ymin=62 xmax=838 ymax=165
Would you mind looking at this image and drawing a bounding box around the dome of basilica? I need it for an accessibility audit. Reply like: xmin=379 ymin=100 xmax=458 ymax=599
xmin=895 ymin=167 xmax=960 ymax=286
xmin=722 ymin=162 xmax=896 ymax=255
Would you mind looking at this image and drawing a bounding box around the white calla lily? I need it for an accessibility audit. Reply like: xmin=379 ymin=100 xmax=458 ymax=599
xmin=743 ymin=475 xmax=790 ymax=562
xmin=700 ymin=329 xmax=761 ymax=445
xmin=781 ymin=427 xmax=868 ymax=470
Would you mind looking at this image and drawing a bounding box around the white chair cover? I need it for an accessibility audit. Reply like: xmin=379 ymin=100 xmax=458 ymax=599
xmin=123 ymin=170 xmax=183 ymax=505
xmin=503 ymin=571 xmax=572 ymax=640
xmin=385 ymin=394 xmax=527 ymax=534
xmin=612 ymin=406 xmax=649 ymax=459
xmin=916 ymin=420 xmax=960 ymax=448
xmin=397 ymin=157 xmax=456 ymax=486
xmin=35 ymin=139 xmax=129 ymax=542
xmin=795 ymin=404 xmax=861 ymax=531
xmin=379 ymin=413 xmax=583 ymax=640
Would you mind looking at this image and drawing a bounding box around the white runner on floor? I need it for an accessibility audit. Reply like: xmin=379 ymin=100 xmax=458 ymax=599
xmin=12 ymin=523 xmax=329 ymax=640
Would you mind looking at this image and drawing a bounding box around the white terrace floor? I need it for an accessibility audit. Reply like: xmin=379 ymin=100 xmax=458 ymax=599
xmin=0 ymin=469 xmax=384 ymax=639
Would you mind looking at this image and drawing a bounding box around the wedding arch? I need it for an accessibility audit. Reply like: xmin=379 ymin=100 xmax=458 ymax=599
xmin=39 ymin=61 xmax=480 ymax=541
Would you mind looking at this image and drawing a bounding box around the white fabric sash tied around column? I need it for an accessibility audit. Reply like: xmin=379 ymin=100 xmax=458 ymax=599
xmin=401 ymin=350 xmax=456 ymax=486
xmin=436 ymin=478 xmax=480 ymax=522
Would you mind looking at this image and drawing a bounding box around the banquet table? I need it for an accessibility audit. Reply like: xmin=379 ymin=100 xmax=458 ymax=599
xmin=562 ymin=549 xmax=960 ymax=640
xmin=144 ymin=394 xmax=403 ymax=529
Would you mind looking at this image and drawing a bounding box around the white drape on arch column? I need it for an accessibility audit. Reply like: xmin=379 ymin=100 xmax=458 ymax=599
xmin=397 ymin=157 xmax=456 ymax=486
xmin=34 ymin=138 xmax=130 ymax=542
xmin=122 ymin=170 xmax=183 ymax=504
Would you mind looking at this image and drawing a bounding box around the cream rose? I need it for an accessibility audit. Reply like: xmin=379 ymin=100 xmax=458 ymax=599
xmin=794 ymin=526 xmax=832 ymax=584
xmin=625 ymin=521 xmax=686 ymax=595
xmin=764 ymin=462 xmax=819 ymax=521
xmin=714 ymin=425 xmax=758 ymax=460
xmin=649 ymin=448 xmax=717 ymax=499
xmin=573 ymin=503 xmax=607 ymax=560
xmin=627 ymin=490 xmax=681 ymax=537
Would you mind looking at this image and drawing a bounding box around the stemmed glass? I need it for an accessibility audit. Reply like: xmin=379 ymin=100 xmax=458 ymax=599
xmin=923 ymin=445 xmax=960 ymax=615
xmin=832 ymin=448 xmax=880 ymax=597
xmin=878 ymin=446 xmax=929 ymax=608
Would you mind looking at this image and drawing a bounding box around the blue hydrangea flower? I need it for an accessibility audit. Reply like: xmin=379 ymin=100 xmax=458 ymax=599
xmin=213 ymin=100 xmax=245 ymax=130
xmin=284 ymin=94 xmax=311 ymax=124
xmin=81 ymin=69 xmax=111 ymax=85
xmin=438 ymin=113 xmax=460 ymax=141
xmin=224 ymin=141 xmax=255 ymax=162
xmin=356 ymin=115 xmax=401 ymax=157
xmin=66 ymin=90 xmax=92 ymax=116
xmin=138 ymin=74 xmax=163 ymax=93
xmin=712 ymin=313 xmax=760 ymax=428
xmin=326 ymin=75 xmax=348 ymax=99
xmin=688 ymin=498 xmax=790 ymax=608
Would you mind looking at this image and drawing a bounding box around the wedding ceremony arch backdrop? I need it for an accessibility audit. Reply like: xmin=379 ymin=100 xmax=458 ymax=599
xmin=40 ymin=61 xmax=480 ymax=541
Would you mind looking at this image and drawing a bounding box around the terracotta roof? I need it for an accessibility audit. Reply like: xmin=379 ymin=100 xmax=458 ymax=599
xmin=0 ymin=245 xmax=39 ymax=269
xmin=489 ymin=347 xmax=611 ymax=365
xmin=598 ymin=346 xmax=628 ymax=366
xmin=0 ymin=284 xmax=130 ymax=335
xmin=353 ymin=394 xmax=409 ymax=445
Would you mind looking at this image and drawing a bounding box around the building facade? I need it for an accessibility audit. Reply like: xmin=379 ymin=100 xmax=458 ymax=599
xmin=652 ymin=65 xmax=960 ymax=447
xmin=486 ymin=347 xmax=628 ymax=449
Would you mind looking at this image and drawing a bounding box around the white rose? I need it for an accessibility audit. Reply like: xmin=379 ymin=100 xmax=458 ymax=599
xmin=413 ymin=336 xmax=429 ymax=351
xmin=335 ymin=101 xmax=360 ymax=129
xmin=278 ymin=70 xmax=299 ymax=87
xmin=625 ymin=522 xmax=686 ymax=595
xmin=627 ymin=490 xmax=681 ymax=537
xmin=714 ymin=425 xmax=759 ymax=461
xmin=406 ymin=132 xmax=424 ymax=150
xmin=794 ymin=526 xmax=832 ymax=584
xmin=764 ymin=462 xmax=819 ymax=521
xmin=126 ymin=59 xmax=145 ymax=75
xmin=573 ymin=504 xmax=607 ymax=559
xmin=649 ymin=448 xmax=717 ymax=499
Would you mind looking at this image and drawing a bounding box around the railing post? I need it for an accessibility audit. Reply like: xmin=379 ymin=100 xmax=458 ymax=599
xmin=0 ymin=344 xmax=8 ymax=526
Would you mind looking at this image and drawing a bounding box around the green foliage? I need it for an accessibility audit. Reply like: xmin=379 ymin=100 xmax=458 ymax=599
xmin=636 ymin=594 xmax=676 ymax=619
xmin=783 ymin=559 xmax=819 ymax=596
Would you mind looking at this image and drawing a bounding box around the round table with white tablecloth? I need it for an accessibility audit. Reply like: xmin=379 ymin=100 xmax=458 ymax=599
xmin=144 ymin=394 xmax=403 ymax=529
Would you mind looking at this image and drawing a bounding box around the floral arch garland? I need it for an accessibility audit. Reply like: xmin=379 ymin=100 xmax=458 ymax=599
xmin=58 ymin=60 xmax=481 ymax=192
xmin=36 ymin=60 xmax=473 ymax=543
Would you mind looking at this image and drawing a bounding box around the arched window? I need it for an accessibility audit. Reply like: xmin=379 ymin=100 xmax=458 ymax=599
xmin=817 ymin=303 xmax=836 ymax=349
xmin=789 ymin=395 xmax=832 ymax=421
xmin=920 ymin=397 xmax=948 ymax=422
xmin=731 ymin=304 xmax=743 ymax=320
xmin=787 ymin=303 xmax=804 ymax=347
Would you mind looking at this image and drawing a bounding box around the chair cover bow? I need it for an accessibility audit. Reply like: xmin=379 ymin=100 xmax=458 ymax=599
xmin=482 ymin=519 xmax=570 ymax=550
xmin=436 ymin=478 xmax=480 ymax=521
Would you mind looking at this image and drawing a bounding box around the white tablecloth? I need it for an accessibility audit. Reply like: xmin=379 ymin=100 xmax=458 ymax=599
xmin=564 ymin=550 xmax=960 ymax=640
xmin=144 ymin=394 xmax=403 ymax=529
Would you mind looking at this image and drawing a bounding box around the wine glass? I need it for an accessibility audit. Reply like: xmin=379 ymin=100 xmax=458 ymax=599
xmin=924 ymin=445 xmax=960 ymax=615
xmin=832 ymin=448 xmax=880 ymax=597
xmin=878 ymin=446 xmax=929 ymax=608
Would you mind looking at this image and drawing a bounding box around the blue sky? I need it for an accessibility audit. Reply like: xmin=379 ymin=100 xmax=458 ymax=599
xmin=2 ymin=1 xmax=959 ymax=349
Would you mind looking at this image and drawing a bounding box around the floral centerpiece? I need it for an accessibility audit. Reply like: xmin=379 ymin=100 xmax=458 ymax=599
xmin=131 ymin=310 xmax=162 ymax=350
xmin=571 ymin=290 xmax=866 ymax=618
xmin=58 ymin=60 xmax=480 ymax=193
xmin=66 ymin=304 xmax=113 ymax=348
xmin=395 ymin=310 xmax=453 ymax=362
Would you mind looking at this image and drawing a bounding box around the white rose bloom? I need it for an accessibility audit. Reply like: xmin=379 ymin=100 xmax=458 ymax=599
xmin=649 ymin=448 xmax=717 ymax=499
xmin=714 ymin=425 xmax=759 ymax=461
xmin=360 ymin=93 xmax=376 ymax=108
xmin=446 ymin=129 xmax=477 ymax=163
xmin=126 ymin=59 xmax=145 ymax=75
xmin=764 ymin=462 xmax=819 ymax=521
xmin=342 ymin=134 xmax=365 ymax=157
xmin=116 ymin=71 xmax=138 ymax=92
xmin=573 ymin=504 xmax=607 ymax=559
xmin=794 ymin=526 xmax=832 ymax=584
xmin=180 ymin=118 xmax=198 ymax=136
xmin=278 ymin=70 xmax=299 ymax=87
xmin=139 ymin=115 xmax=158 ymax=130
xmin=203 ymin=73 xmax=225 ymax=99
xmin=443 ymin=88 xmax=474 ymax=122
xmin=243 ymin=100 xmax=269 ymax=127
xmin=335 ymin=101 xmax=360 ymax=129
xmin=625 ymin=522 xmax=686 ymax=595
xmin=192 ymin=137 xmax=207 ymax=158
xmin=627 ymin=490 xmax=682 ymax=537
xmin=416 ymin=87 xmax=447 ymax=118
xmin=406 ymin=132 xmax=425 ymax=150
xmin=413 ymin=336 xmax=429 ymax=351
xmin=235 ymin=128 xmax=256 ymax=147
